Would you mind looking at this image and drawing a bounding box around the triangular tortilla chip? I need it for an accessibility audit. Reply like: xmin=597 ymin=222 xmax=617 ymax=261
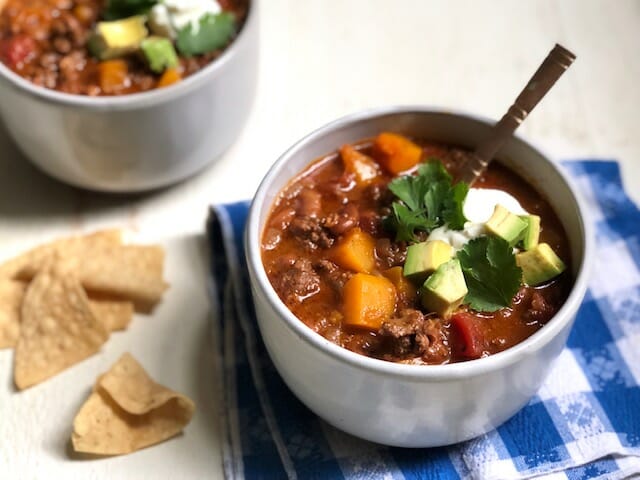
xmin=0 ymin=231 xmax=167 ymax=312
xmin=0 ymin=230 xmax=122 ymax=281
xmin=0 ymin=279 xmax=26 ymax=349
xmin=89 ymin=300 xmax=134 ymax=332
xmin=66 ymin=245 xmax=168 ymax=312
xmin=72 ymin=353 xmax=195 ymax=455
xmin=0 ymin=287 xmax=130 ymax=350
xmin=14 ymin=265 xmax=109 ymax=390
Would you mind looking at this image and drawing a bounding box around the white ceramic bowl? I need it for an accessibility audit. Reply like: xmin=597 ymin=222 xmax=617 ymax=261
xmin=0 ymin=0 xmax=258 ymax=192
xmin=245 ymin=107 xmax=593 ymax=448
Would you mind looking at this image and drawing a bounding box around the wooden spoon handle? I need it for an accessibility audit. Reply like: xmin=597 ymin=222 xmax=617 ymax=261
xmin=457 ymin=44 xmax=576 ymax=185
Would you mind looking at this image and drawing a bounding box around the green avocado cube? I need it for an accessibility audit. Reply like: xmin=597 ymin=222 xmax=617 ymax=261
xmin=403 ymin=240 xmax=454 ymax=283
xmin=520 ymin=214 xmax=541 ymax=250
xmin=485 ymin=204 xmax=528 ymax=246
xmin=141 ymin=36 xmax=179 ymax=73
xmin=516 ymin=243 xmax=566 ymax=286
xmin=421 ymin=258 xmax=468 ymax=319
xmin=89 ymin=15 xmax=148 ymax=60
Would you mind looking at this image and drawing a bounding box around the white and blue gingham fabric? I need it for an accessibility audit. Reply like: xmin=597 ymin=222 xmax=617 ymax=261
xmin=207 ymin=160 xmax=640 ymax=480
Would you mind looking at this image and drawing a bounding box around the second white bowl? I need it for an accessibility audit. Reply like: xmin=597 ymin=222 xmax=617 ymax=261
xmin=0 ymin=0 xmax=259 ymax=192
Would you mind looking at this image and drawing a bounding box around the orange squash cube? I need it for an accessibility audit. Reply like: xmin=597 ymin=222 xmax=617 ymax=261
xmin=383 ymin=266 xmax=418 ymax=304
xmin=331 ymin=228 xmax=376 ymax=274
xmin=373 ymin=132 xmax=423 ymax=174
xmin=340 ymin=144 xmax=381 ymax=185
xmin=98 ymin=59 xmax=129 ymax=94
xmin=343 ymin=273 xmax=397 ymax=330
xmin=158 ymin=68 xmax=182 ymax=88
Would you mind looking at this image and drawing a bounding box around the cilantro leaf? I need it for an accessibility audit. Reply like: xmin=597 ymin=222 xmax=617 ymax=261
xmin=417 ymin=160 xmax=452 ymax=184
xmin=103 ymin=0 xmax=157 ymax=20
xmin=457 ymin=236 xmax=523 ymax=312
xmin=387 ymin=159 xmax=469 ymax=242
xmin=176 ymin=12 xmax=236 ymax=57
xmin=423 ymin=180 xmax=449 ymax=225
xmin=391 ymin=203 xmax=436 ymax=241
xmin=443 ymin=182 xmax=469 ymax=230
xmin=388 ymin=176 xmax=420 ymax=211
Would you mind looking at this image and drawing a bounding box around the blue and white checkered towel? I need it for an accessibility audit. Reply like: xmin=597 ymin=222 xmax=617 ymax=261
xmin=207 ymin=160 xmax=640 ymax=480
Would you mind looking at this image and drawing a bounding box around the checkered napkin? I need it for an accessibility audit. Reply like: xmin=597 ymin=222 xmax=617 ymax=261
xmin=207 ymin=161 xmax=640 ymax=480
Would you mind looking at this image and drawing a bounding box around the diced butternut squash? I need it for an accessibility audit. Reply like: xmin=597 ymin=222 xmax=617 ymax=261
xmin=383 ymin=266 xmax=418 ymax=304
xmin=343 ymin=273 xmax=397 ymax=330
xmin=158 ymin=67 xmax=182 ymax=88
xmin=98 ymin=59 xmax=129 ymax=94
xmin=73 ymin=4 xmax=96 ymax=25
xmin=331 ymin=228 xmax=376 ymax=273
xmin=340 ymin=144 xmax=381 ymax=185
xmin=373 ymin=132 xmax=423 ymax=174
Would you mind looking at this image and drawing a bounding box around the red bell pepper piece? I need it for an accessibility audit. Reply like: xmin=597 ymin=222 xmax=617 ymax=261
xmin=451 ymin=312 xmax=486 ymax=359
xmin=1 ymin=35 xmax=36 ymax=69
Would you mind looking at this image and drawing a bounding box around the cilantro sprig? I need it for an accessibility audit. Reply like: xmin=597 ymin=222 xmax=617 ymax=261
xmin=387 ymin=160 xmax=469 ymax=242
xmin=176 ymin=12 xmax=236 ymax=57
xmin=457 ymin=236 xmax=523 ymax=312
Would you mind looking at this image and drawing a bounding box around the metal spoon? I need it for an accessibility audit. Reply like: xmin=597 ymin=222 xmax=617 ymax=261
xmin=457 ymin=44 xmax=576 ymax=185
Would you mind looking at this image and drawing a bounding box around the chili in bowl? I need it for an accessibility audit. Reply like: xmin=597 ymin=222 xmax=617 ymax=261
xmin=0 ymin=0 xmax=257 ymax=191
xmin=0 ymin=0 xmax=248 ymax=95
xmin=245 ymin=107 xmax=592 ymax=447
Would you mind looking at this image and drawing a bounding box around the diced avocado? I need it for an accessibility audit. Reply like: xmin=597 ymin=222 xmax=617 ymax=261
xmin=485 ymin=204 xmax=528 ymax=246
xmin=141 ymin=36 xmax=179 ymax=73
xmin=421 ymin=259 xmax=468 ymax=319
xmin=516 ymin=243 xmax=566 ymax=286
xmin=520 ymin=215 xmax=541 ymax=250
xmin=403 ymin=240 xmax=454 ymax=282
xmin=89 ymin=16 xmax=148 ymax=61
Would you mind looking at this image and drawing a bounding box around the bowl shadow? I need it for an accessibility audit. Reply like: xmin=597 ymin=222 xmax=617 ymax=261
xmin=0 ymin=120 xmax=185 ymax=221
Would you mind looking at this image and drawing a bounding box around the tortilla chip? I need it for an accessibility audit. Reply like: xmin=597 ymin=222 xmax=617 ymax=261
xmin=71 ymin=245 xmax=168 ymax=312
xmin=0 ymin=280 xmax=26 ymax=349
xmin=14 ymin=265 xmax=109 ymax=390
xmin=89 ymin=300 xmax=134 ymax=332
xmin=0 ymin=231 xmax=166 ymax=312
xmin=0 ymin=284 xmax=131 ymax=349
xmin=0 ymin=256 xmax=29 ymax=281
xmin=71 ymin=353 xmax=195 ymax=455
xmin=0 ymin=230 xmax=122 ymax=281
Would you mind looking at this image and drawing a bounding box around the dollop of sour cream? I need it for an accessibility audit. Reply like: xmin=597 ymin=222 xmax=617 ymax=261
xmin=463 ymin=188 xmax=528 ymax=223
xmin=427 ymin=222 xmax=486 ymax=251
xmin=150 ymin=0 xmax=221 ymax=39
xmin=426 ymin=188 xmax=528 ymax=251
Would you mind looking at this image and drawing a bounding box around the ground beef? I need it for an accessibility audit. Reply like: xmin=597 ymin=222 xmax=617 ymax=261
xmin=288 ymin=216 xmax=334 ymax=251
xmin=270 ymin=256 xmax=320 ymax=306
xmin=378 ymin=309 xmax=450 ymax=363
xmin=313 ymin=259 xmax=352 ymax=292
xmin=415 ymin=318 xmax=450 ymax=363
xmin=322 ymin=203 xmax=359 ymax=236
xmin=375 ymin=238 xmax=407 ymax=268
xmin=380 ymin=309 xmax=424 ymax=337
xmin=51 ymin=11 xmax=86 ymax=49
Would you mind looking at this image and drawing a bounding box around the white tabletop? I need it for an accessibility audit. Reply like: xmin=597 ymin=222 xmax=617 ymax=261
xmin=1 ymin=1 xmax=639 ymax=478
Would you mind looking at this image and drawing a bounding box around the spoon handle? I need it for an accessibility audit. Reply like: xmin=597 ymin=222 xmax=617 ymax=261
xmin=457 ymin=44 xmax=576 ymax=185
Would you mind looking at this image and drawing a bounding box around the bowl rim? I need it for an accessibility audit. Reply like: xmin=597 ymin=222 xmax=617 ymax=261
xmin=246 ymin=105 xmax=594 ymax=380
xmin=0 ymin=0 xmax=257 ymax=111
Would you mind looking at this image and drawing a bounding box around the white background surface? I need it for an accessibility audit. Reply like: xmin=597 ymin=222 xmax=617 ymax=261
xmin=1 ymin=0 xmax=639 ymax=478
